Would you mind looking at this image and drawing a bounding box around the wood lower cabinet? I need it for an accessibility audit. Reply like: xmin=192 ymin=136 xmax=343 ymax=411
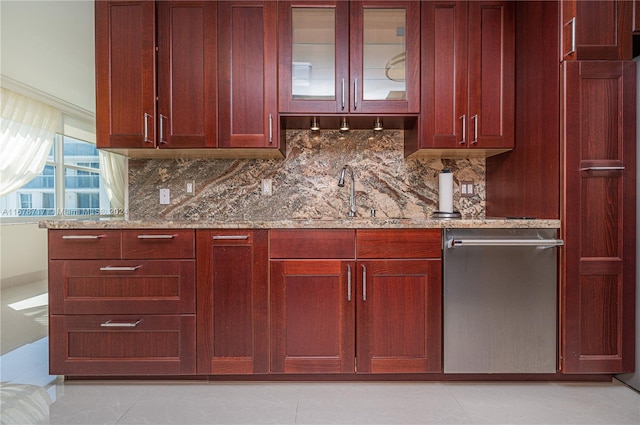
xmin=196 ymin=230 xmax=269 ymax=374
xmin=48 ymin=229 xmax=196 ymax=376
xmin=356 ymin=230 xmax=442 ymax=374
xmin=269 ymin=229 xmax=442 ymax=375
xmin=561 ymin=61 xmax=636 ymax=373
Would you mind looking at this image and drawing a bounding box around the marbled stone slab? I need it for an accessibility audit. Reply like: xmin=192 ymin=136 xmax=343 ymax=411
xmin=127 ymin=130 xmax=486 ymax=222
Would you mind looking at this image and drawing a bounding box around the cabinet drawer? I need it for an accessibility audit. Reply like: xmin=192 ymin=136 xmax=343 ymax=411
xmin=122 ymin=229 xmax=195 ymax=259
xmin=48 ymin=260 xmax=195 ymax=315
xmin=49 ymin=229 xmax=121 ymax=259
xmin=356 ymin=229 xmax=442 ymax=259
xmin=49 ymin=314 xmax=195 ymax=376
xmin=270 ymin=229 xmax=355 ymax=259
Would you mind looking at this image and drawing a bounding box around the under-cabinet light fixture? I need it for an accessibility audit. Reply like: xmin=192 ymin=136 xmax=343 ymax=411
xmin=373 ymin=117 xmax=383 ymax=131
xmin=310 ymin=117 xmax=320 ymax=131
xmin=339 ymin=117 xmax=350 ymax=132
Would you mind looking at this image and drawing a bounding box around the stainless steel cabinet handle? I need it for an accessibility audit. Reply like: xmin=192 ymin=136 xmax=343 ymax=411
xmin=137 ymin=234 xmax=176 ymax=239
xmin=101 ymin=319 xmax=143 ymax=328
xmin=353 ymin=79 xmax=358 ymax=110
xmin=341 ymin=79 xmax=346 ymax=110
xmin=143 ymin=113 xmax=153 ymax=143
xmin=362 ymin=265 xmax=367 ymax=301
xmin=268 ymin=114 xmax=273 ymax=144
xmin=566 ymin=17 xmax=576 ymax=56
xmin=471 ymin=114 xmax=478 ymax=144
xmin=159 ymin=114 xmax=167 ymax=144
xmin=347 ymin=265 xmax=352 ymax=302
xmin=62 ymin=235 xmax=105 ymax=240
xmin=580 ymin=166 xmax=625 ymax=172
xmin=99 ymin=265 xmax=142 ymax=271
xmin=459 ymin=115 xmax=467 ymax=145
xmin=212 ymin=235 xmax=250 ymax=240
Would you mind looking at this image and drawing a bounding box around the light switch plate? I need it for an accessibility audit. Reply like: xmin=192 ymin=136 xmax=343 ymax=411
xmin=160 ymin=188 xmax=170 ymax=204
xmin=460 ymin=181 xmax=474 ymax=197
xmin=185 ymin=180 xmax=195 ymax=196
xmin=261 ymin=179 xmax=273 ymax=196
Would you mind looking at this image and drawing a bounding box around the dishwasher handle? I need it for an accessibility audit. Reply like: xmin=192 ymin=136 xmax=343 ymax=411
xmin=447 ymin=238 xmax=564 ymax=249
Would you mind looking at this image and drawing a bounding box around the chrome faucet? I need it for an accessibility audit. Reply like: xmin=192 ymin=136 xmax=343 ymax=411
xmin=337 ymin=165 xmax=357 ymax=217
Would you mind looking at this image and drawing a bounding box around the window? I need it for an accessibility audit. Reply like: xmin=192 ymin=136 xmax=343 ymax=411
xmin=0 ymin=125 xmax=122 ymax=219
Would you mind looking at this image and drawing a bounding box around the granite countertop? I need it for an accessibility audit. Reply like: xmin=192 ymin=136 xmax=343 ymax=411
xmin=39 ymin=217 xmax=561 ymax=229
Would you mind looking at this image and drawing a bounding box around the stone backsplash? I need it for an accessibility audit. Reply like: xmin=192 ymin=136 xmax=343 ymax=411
xmin=127 ymin=130 xmax=485 ymax=221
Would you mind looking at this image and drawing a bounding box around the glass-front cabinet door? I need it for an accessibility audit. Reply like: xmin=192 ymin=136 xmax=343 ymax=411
xmin=278 ymin=0 xmax=419 ymax=114
xmin=350 ymin=1 xmax=420 ymax=113
xmin=278 ymin=1 xmax=349 ymax=113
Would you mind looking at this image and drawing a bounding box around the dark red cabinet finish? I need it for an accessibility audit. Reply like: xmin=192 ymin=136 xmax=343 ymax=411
xmin=561 ymin=0 xmax=633 ymax=61
xmin=96 ymin=1 xmax=216 ymax=150
xmin=561 ymin=61 xmax=636 ymax=374
xmin=48 ymin=229 xmax=196 ymax=376
xmin=417 ymin=0 xmax=514 ymax=154
xmin=269 ymin=229 xmax=442 ymax=375
xmin=196 ymin=230 xmax=269 ymax=374
xmin=278 ymin=0 xmax=420 ymax=115
xmin=218 ymin=1 xmax=280 ymax=151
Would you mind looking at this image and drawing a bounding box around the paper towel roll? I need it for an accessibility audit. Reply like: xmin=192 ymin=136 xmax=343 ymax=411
xmin=438 ymin=169 xmax=454 ymax=213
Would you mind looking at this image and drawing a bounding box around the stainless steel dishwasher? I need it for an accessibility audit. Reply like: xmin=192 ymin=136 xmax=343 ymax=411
xmin=443 ymin=228 xmax=563 ymax=373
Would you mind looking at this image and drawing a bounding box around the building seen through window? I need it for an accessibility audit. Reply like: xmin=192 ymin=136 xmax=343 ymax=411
xmin=1 ymin=135 xmax=113 ymax=218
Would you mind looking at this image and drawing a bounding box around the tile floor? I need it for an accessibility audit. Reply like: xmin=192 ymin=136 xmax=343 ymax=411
xmin=1 ymin=378 xmax=638 ymax=425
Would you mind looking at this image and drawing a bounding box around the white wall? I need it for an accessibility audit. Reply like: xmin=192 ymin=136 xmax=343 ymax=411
xmin=0 ymin=223 xmax=48 ymax=286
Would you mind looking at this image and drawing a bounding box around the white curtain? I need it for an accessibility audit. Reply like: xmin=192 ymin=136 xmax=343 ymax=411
xmin=99 ymin=151 xmax=126 ymax=210
xmin=0 ymin=87 xmax=61 ymax=196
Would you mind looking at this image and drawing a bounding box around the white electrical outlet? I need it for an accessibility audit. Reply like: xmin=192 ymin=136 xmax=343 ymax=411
xmin=160 ymin=188 xmax=170 ymax=204
xmin=186 ymin=180 xmax=195 ymax=196
xmin=460 ymin=181 xmax=474 ymax=197
xmin=261 ymin=179 xmax=273 ymax=196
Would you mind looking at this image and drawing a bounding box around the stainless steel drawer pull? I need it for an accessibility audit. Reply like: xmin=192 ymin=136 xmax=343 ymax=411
xmin=580 ymin=166 xmax=625 ymax=172
xmin=99 ymin=265 xmax=142 ymax=271
xmin=459 ymin=115 xmax=466 ymax=145
xmin=362 ymin=265 xmax=367 ymax=301
xmin=347 ymin=265 xmax=352 ymax=302
xmin=212 ymin=235 xmax=250 ymax=240
xmin=448 ymin=239 xmax=564 ymax=248
xmin=137 ymin=234 xmax=176 ymax=239
xmin=566 ymin=17 xmax=576 ymax=56
xmin=101 ymin=319 xmax=143 ymax=328
xmin=62 ymin=235 xmax=105 ymax=240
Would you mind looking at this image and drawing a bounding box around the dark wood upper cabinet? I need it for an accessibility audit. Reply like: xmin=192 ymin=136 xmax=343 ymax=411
xmin=561 ymin=0 xmax=633 ymax=61
xmin=278 ymin=0 xmax=420 ymax=114
xmin=156 ymin=0 xmax=217 ymax=148
xmin=95 ymin=0 xmax=156 ymax=149
xmin=96 ymin=0 xmax=216 ymax=150
xmin=561 ymin=61 xmax=636 ymax=374
xmin=218 ymin=1 xmax=281 ymax=151
xmin=635 ymin=0 xmax=640 ymax=33
xmin=418 ymin=1 xmax=514 ymax=154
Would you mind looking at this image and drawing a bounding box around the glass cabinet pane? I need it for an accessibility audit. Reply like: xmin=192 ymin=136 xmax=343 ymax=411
xmin=363 ymin=9 xmax=406 ymax=101
xmin=291 ymin=8 xmax=335 ymax=100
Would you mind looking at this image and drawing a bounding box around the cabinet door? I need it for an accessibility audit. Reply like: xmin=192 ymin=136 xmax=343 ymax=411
xmin=561 ymin=0 xmax=633 ymax=61
xmin=561 ymin=61 xmax=636 ymax=373
xmin=218 ymin=1 xmax=279 ymax=149
xmin=196 ymin=230 xmax=269 ymax=374
xmin=50 ymin=314 xmax=195 ymax=376
xmin=349 ymin=1 xmax=420 ymax=113
xmin=95 ymin=0 xmax=156 ymax=149
xmin=467 ymin=1 xmax=514 ymax=149
xmin=278 ymin=0 xmax=349 ymax=113
xmin=157 ymin=1 xmax=217 ymax=148
xmin=421 ymin=1 xmax=468 ymax=149
xmin=271 ymin=260 xmax=355 ymax=374
xmin=356 ymin=260 xmax=442 ymax=373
